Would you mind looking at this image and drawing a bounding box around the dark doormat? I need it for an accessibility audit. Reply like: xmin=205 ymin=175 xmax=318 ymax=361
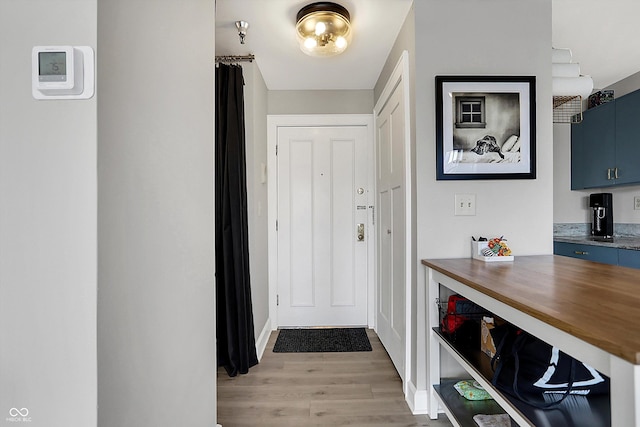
xmin=273 ymin=328 xmax=372 ymax=353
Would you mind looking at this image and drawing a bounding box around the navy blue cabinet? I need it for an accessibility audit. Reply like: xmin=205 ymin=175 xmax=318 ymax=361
xmin=554 ymin=242 xmax=640 ymax=269
xmin=571 ymin=88 xmax=640 ymax=189
xmin=618 ymin=248 xmax=640 ymax=269
xmin=613 ymin=90 xmax=640 ymax=186
xmin=553 ymin=241 xmax=618 ymax=265
xmin=571 ymin=102 xmax=615 ymax=189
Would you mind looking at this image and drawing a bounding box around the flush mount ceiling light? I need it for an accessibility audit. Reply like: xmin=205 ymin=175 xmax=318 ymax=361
xmin=296 ymin=2 xmax=352 ymax=57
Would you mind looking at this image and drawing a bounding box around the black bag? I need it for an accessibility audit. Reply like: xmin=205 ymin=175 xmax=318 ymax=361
xmin=490 ymin=323 xmax=610 ymax=408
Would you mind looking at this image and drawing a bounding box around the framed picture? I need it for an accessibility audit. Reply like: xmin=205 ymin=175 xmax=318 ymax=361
xmin=435 ymin=76 xmax=536 ymax=180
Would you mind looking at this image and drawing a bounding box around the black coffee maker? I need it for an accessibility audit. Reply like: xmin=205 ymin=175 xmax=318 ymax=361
xmin=589 ymin=193 xmax=613 ymax=238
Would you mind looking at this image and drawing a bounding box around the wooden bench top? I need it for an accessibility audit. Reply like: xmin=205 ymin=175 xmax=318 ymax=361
xmin=422 ymin=255 xmax=640 ymax=365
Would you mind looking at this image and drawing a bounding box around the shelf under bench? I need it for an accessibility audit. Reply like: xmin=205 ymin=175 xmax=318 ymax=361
xmin=433 ymin=327 xmax=611 ymax=427
xmin=422 ymin=255 xmax=640 ymax=427
xmin=433 ymin=380 xmax=505 ymax=427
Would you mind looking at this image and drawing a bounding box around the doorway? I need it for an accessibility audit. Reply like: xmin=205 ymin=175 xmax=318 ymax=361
xmin=373 ymin=51 xmax=411 ymax=386
xmin=267 ymin=115 xmax=375 ymax=328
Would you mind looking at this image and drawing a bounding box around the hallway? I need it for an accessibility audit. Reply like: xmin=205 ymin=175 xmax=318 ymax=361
xmin=217 ymin=329 xmax=453 ymax=426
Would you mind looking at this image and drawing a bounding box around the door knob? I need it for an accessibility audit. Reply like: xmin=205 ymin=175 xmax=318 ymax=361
xmin=357 ymin=223 xmax=364 ymax=241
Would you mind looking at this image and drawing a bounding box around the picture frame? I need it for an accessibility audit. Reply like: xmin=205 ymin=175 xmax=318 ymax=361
xmin=435 ymin=76 xmax=536 ymax=180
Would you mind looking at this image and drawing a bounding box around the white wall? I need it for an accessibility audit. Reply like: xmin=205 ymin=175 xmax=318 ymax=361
xmin=415 ymin=0 xmax=554 ymax=379
xmin=97 ymin=2 xmax=216 ymax=426
xmin=374 ymin=6 xmax=415 ymax=103
xmin=268 ymin=90 xmax=373 ymax=114
xmin=553 ymin=71 xmax=640 ymax=226
xmin=414 ymin=0 xmax=554 ymax=259
xmin=605 ymin=70 xmax=640 ymax=99
xmin=553 ymin=123 xmax=591 ymax=224
xmin=0 ymin=1 xmax=97 ymax=426
xmin=243 ymin=63 xmax=271 ymax=349
xmin=373 ymin=1 xmax=419 ymax=405
xmin=375 ymin=0 xmax=554 ymax=404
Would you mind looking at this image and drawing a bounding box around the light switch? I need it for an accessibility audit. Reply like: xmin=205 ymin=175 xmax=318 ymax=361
xmin=455 ymin=194 xmax=476 ymax=216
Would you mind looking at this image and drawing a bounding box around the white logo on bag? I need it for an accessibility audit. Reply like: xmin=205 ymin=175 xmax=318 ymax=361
xmin=533 ymin=347 xmax=605 ymax=393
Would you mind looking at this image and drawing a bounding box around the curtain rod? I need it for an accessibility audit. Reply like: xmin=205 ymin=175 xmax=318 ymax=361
xmin=215 ymin=54 xmax=255 ymax=64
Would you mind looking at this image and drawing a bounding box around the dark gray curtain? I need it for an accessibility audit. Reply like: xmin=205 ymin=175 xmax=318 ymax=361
xmin=215 ymin=64 xmax=258 ymax=377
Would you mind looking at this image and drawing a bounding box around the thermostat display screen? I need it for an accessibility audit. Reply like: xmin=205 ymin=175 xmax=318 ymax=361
xmin=32 ymin=45 xmax=94 ymax=99
xmin=39 ymin=51 xmax=67 ymax=81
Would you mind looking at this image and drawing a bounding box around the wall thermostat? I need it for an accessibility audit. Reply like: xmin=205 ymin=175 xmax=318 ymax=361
xmin=32 ymin=46 xmax=94 ymax=100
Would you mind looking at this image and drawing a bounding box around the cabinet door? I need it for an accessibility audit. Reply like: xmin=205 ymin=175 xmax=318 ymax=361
xmin=618 ymin=248 xmax=640 ymax=269
xmin=571 ymin=102 xmax=616 ymax=189
xmin=553 ymin=241 xmax=618 ymax=265
xmin=570 ymin=116 xmax=586 ymax=190
xmin=614 ymin=89 xmax=640 ymax=185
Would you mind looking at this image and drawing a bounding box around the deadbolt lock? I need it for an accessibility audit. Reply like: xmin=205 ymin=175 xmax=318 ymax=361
xmin=357 ymin=223 xmax=365 ymax=241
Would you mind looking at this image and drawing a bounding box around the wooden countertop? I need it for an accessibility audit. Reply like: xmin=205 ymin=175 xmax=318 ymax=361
xmin=422 ymin=255 xmax=640 ymax=365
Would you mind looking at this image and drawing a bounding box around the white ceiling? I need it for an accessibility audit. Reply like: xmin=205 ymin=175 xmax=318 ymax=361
xmin=553 ymin=0 xmax=640 ymax=90
xmin=215 ymin=0 xmax=640 ymax=91
xmin=215 ymin=0 xmax=413 ymax=90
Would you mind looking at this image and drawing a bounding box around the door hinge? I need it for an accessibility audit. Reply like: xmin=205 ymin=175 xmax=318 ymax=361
xmin=277 ymin=294 xmax=279 ymax=306
xmin=276 ymin=220 xmax=278 ymax=231
xmin=276 ymin=145 xmax=278 ymax=156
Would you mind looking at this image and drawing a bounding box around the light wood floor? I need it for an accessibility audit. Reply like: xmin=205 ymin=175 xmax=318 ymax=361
xmin=217 ymin=329 xmax=453 ymax=426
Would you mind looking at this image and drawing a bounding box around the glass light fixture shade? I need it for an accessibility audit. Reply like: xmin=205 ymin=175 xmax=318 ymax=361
xmin=296 ymin=3 xmax=352 ymax=57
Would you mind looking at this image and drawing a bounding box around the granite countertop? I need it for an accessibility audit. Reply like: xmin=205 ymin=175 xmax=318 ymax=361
xmin=554 ymin=235 xmax=640 ymax=251
xmin=553 ymin=223 xmax=640 ymax=251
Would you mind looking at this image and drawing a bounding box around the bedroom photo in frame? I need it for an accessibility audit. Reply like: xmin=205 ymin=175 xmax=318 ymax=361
xmin=435 ymin=75 xmax=536 ymax=180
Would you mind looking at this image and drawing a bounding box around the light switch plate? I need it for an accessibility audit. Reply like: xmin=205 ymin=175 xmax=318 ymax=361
xmin=635 ymin=196 xmax=640 ymax=210
xmin=455 ymin=193 xmax=476 ymax=216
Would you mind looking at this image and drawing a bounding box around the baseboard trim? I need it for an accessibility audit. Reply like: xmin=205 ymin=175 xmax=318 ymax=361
xmin=255 ymin=317 xmax=273 ymax=361
xmin=406 ymin=380 xmax=429 ymax=415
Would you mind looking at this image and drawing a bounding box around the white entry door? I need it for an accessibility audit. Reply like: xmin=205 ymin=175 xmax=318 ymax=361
xmin=277 ymin=125 xmax=369 ymax=327
xmin=375 ymin=60 xmax=408 ymax=379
